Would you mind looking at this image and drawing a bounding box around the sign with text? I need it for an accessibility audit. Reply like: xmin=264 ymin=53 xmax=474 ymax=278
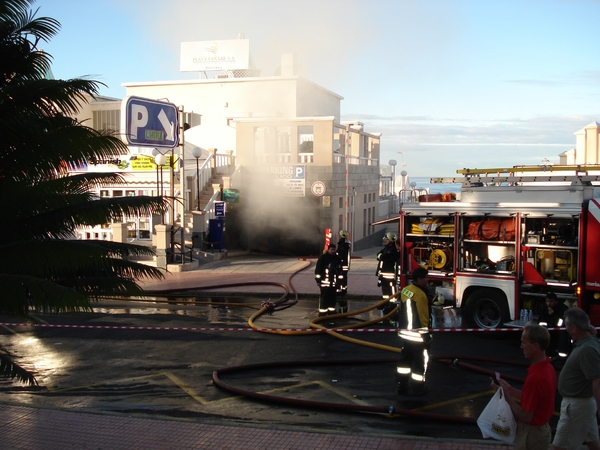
xmin=180 ymin=39 xmax=249 ymax=72
xmin=69 ymin=155 xmax=177 ymax=172
xmin=258 ymin=164 xmax=306 ymax=197
xmin=215 ymin=201 xmax=226 ymax=217
xmin=122 ymin=96 xmax=179 ymax=148
xmin=223 ymin=189 xmax=239 ymax=203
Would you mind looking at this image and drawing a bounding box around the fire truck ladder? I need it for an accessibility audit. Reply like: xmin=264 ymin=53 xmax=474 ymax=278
xmin=431 ymin=164 xmax=600 ymax=186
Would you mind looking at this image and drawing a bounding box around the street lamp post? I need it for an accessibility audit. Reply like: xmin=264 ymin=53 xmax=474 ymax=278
xmin=191 ymin=147 xmax=202 ymax=210
xmin=154 ymin=152 xmax=167 ymax=223
xmin=152 ymin=148 xmax=160 ymax=196
xmin=397 ymin=152 xmax=408 ymax=202
xmin=389 ymin=159 xmax=397 ymax=215
xmin=351 ymin=187 xmax=356 ymax=245
xmin=400 ymin=170 xmax=408 ymax=201
xmin=388 ymin=159 xmax=397 ymax=196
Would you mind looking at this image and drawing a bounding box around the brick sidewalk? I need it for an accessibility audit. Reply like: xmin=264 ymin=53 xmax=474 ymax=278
xmin=0 ymin=403 xmax=511 ymax=450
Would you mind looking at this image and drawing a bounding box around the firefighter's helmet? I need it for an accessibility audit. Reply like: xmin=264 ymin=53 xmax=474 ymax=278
xmin=385 ymin=232 xmax=397 ymax=242
xmin=339 ymin=230 xmax=349 ymax=239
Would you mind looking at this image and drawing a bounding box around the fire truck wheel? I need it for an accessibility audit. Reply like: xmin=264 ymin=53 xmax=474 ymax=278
xmin=465 ymin=288 xmax=509 ymax=329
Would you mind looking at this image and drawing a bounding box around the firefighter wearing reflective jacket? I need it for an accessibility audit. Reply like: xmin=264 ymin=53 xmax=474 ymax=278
xmin=336 ymin=230 xmax=352 ymax=312
xmin=376 ymin=232 xmax=399 ymax=299
xmin=315 ymin=244 xmax=344 ymax=316
xmin=376 ymin=232 xmax=400 ymax=320
xmin=396 ymin=267 xmax=432 ymax=396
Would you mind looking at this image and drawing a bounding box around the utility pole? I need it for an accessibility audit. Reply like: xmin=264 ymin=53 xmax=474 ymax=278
xmin=344 ymin=124 xmax=350 ymax=233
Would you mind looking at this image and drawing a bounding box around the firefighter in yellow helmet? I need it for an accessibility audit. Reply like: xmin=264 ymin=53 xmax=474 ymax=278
xmin=396 ymin=267 xmax=432 ymax=396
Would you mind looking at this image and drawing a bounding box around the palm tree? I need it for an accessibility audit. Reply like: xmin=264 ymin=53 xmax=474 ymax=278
xmin=0 ymin=0 xmax=168 ymax=384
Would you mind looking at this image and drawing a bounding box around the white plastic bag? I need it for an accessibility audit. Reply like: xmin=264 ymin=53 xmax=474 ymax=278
xmin=476 ymin=387 xmax=517 ymax=445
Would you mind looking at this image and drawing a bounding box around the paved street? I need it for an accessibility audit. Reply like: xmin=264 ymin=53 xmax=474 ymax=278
xmin=1 ymin=246 xmax=526 ymax=449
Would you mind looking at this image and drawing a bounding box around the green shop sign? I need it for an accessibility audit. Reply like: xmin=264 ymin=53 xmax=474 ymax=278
xmin=223 ymin=189 xmax=239 ymax=203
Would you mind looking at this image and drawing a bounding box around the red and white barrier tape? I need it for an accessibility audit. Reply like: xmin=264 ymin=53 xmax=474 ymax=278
xmin=0 ymin=323 xmax=567 ymax=333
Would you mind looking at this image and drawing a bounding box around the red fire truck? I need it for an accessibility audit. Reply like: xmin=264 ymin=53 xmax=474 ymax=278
xmin=395 ymin=165 xmax=600 ymax=328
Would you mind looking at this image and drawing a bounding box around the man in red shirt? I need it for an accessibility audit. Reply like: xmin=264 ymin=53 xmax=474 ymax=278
xmin=491 ymin=323 xmax=556 ymax=449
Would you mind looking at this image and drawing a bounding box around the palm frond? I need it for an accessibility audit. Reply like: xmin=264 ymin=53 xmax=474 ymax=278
xmin=0 ymin=0 xmax=173 ymax=385
xmin=5 ymin=197 xmax=168 ymax=241
xmin=0 ymin=1 xmax=59 ymax=45
xmin=0 ymin=78 xmax=102 ymax=120
xmin=0 ymin=0 xmax=33 ymax=18
xmin=0 ymin=240 xmax=164 ymax=282
xmin=0 ymin=350 xmax=38 ymax=386
xmin=0 ymin=273 xmax=91 ymax=316
xmin=60 ymin=276 xmax=154 ymax=298
xmin=0 ymin=0 xmax=59 ymax=87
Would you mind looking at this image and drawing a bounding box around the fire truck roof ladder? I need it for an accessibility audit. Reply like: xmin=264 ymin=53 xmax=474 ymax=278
xmin=431 ymin=164 xmax=600 ymax=187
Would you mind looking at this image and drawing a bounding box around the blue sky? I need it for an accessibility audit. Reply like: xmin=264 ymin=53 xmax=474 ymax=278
xmin=34 ymin=0 xmax=600 ymax=176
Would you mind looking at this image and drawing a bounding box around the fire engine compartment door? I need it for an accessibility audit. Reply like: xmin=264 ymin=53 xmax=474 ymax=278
xmin=585 ymin=199 xmax=600 ymax=324
xmin=586 ymin=199 xmax=600 ymax=284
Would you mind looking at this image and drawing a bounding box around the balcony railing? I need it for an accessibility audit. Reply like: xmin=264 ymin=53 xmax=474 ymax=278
xmin=259 ymin=153 xmax=377 ymax=166
xmin=191 ymin=152 xmax=235 ymax=209
xmin=334 ymin=154 xmax=379 ymax=166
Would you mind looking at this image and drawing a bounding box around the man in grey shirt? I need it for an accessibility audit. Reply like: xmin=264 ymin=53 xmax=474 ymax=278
xmin=551 ymin=308 xmax=600 ymax=450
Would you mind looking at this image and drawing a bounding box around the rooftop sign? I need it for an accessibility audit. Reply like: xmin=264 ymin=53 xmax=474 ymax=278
xmin=180 ymin=39 xmax=249 ymax=72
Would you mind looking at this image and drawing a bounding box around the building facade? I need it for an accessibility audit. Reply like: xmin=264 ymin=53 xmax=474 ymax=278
xmin=231 ymin=117 xmax=381 ymax=252
xmin=559 ymin=121 xmax=600 ymax=165
xmin=74 ymin=53 xmax=389 ymax=255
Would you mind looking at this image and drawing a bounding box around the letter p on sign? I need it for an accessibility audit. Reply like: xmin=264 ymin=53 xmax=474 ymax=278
xmin=130 ymin=104 xmax=148 ymax=139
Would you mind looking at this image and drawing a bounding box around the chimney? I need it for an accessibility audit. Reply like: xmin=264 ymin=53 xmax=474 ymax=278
xmin=280 ymin=53 xmax=298 ymax=76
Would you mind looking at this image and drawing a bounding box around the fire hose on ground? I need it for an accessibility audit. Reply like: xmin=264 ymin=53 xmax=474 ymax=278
xmin=123 ymin=257 xmax=537 ymax=424
xmin=211 ymin=355 xmax=530 ymax=423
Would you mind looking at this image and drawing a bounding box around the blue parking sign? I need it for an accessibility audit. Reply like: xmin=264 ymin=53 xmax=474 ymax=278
xmin=122 ymin=96 xmax=179 ymax=148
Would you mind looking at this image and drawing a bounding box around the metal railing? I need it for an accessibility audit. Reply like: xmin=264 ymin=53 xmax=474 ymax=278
xmin=202 ymin=189 xmax=223 ymax=223
xmin=168 ymin=225 xmax=193 ymax=263
xmin=192 ymin=152 xmax=234 ymax=210
xmin=194 ymin=156 xmax=214 ymax=205
xmin=398 ymin=188 xmax=430 ymax=203
xmin=260 ymin=153 xmax=316 ymax=164
xmin=334 ymin=154 xmax=379 ymax=166
xmin=257 ymin=153 xmax=377 ymax=165
xmin=214 ymin=153 xmax=232 ymax=173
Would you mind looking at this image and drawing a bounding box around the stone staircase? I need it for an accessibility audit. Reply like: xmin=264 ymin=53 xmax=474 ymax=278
xmin=174 ymin=172 xmax=230 ymax=267
xmin=198 ymin=173 xmax=226 ymax=209
xmin=180 ymin=212 xmax=194 ymax=249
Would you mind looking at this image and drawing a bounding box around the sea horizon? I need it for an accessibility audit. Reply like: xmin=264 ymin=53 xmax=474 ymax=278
xmin=400 ymin=175 xmax=462 ymax=195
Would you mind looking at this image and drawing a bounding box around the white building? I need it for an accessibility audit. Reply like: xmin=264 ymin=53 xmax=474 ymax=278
xmin=559 ymin=121 xmax=600 ymax=165
xmin=73 ymin=49 xmax=390 ymax=256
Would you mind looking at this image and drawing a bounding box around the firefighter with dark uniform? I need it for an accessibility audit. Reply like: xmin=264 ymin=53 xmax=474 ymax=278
xmin=376 ymin=232 xmax=400 ymax=318
xmin=315 ymin=244 xmax=343 ymax=316
xmin=396 ymin=267 xmax=432 ymax=396
xmin=336 ymin=230 xmax=352 ymax=313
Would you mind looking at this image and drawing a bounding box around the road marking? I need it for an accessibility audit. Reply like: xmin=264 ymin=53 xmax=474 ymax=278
xmin=44 ymin=373 xmax=370 ymax=408
xmin=412 ymin=390 xmax=493 ymax=411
